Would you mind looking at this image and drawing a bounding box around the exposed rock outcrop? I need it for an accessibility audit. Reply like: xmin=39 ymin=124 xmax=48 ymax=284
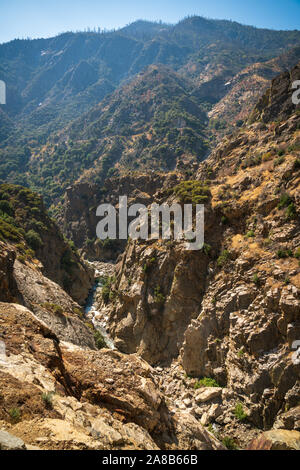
xmin=0 ymin=303 xmax=223 ymax=450
xmin=0 ymin=430 xmax=26 ymax=450
xmin=248 ymin=430 xmax=300 ymax=450
xmin=0 ymin=242 xmax=20 ymax=303
xmin=0 ymin=184 xmax=93 ymax=305
xmin=92 ymin=62 xmax=300 ymax=447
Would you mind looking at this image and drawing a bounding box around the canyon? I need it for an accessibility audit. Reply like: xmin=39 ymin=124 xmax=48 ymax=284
xmin=0 ymin=18 xmax=300 ymax=451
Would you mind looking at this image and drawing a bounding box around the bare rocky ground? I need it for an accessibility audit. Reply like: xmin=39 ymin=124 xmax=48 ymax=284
xmin=0 ymin=300 xmax=225 ymax=450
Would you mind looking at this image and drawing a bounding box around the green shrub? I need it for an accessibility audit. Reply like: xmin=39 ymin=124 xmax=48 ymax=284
xmin=222 ymin=436 xmax=238 ymax=450
xmin=9 ymin=407 xmax=21 ymax=422
xmin=101 ymin=276 xmax=116 ymax=304
xmin=246 ymin=230 xmax=255 ymax=238
xmin=217 ymin=249 xmax=230 ymax=267
xmin=60 ymin=249 xmax=75 ymax=272
xmin=253 ymin=273 xmax=259 ymax=284
xmin=234 ymin=402 xmax=247 ymax=421
xmin=294 ymin=159 xmax=300 ymax=170
xmin=94 ymin=330 xmax=106 ymax=349
xmin=194 ymin=377 xmax=220 ymax=389
xmin=202 ymin=243 xmax=212 ymax=256
xmin=0 ymin=191 xmax=9 ymax=200
xmin=0 ymin=218 xmax=23 ymax=242
xmin=274 ymin=156 xmax=285 ymax=166
xmin=143 ymin=256 xmax=156 ymax=273
xmin=42 ymin=392 xmax=54 ymax=408
xmin=98 ymin=237 xmax=120 ymax=251
xmin=102 ymin=285 xmax=110 ymax=304
xmin=277 ymin=248 xmax=293 ymax=258
xmin=0 ymin=200 xmax=14 ymax=216
xmin=73 ymin=307 xmax=84 ymax=318
xmin=286 ymin=203 xmax=296 ymax=219
xmin=25 ymin=248 xmax=35 ymax=259
xmin=173 ymin=180 xmax=210 ymax=204
xmin=17 ymin=255 xmax=26 ymax=264
xmin=263 ymin=237 xmax=271 ymax=246
xmin=42 ymin=303 xmax=63 ymax=315
xmin=25 ymin=229 xmax=43 ymax=250
xmin=278 ymin=193 xmax=292 ymax=209
xmin=154 ymin=285 xmax=165 ymax=305
xmin=237 ymin=348 xmax=245 ymax=358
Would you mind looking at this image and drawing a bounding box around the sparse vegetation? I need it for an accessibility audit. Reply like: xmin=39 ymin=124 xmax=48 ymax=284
xmin=234 ymin=402 xmax=247 ymax=421
xmin=285 ymin=202 xmax=296 ymax=220
xmin=173 ymin=180 xmax=211 ymax=205
xmin=9 ymin=407 xmax=21 ymax=422
xmin=42 ymin=303 xmax=64 ymax=315
xmin=222 ymin=436 xmax=238 ymax=450
xmin=246 ymin=230 xmax=255 ymax=238
xmin=237 ymin=348 xmax=245 ymax=358
xmin=194 ymin=377 xmax=220 ymax=389
xmin=202 ymin=243 xmax=212 ymax=256
xmin=277 ymin=248 xmax=293 ymax=258
xmin=143 ymin=256 xmax=157 ymax=273
xmin=274 ymin=156 xmax=285 ymax=166
xmin=42 ymin=392 xmax=54 ymax=409
xmin=154 ymin=285 xmax=165 ymax=305
xmin=277 ymin=193 xmax=292 ymax=209
xmin=101 ymin=276 xmax=116 ymax=304
xmin=217 ymin=249 xmax=230 ymax=267
xmin=94 ymin=330 xmax=106 ymax=349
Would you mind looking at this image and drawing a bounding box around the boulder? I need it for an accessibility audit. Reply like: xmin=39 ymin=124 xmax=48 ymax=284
xmin=248 ymin=430 xmax=300 ymax=450
xmin=274 ymin=406 xmax=300 ymax=431
xmin=0 ymin=430 xmax=26 ymax=450
xmin=195 ymin=387 xmax=223 ymax=403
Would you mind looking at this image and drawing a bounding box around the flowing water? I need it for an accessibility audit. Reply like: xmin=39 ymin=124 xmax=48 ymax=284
xmin=84 ymin=262 xmax=115 ymax=349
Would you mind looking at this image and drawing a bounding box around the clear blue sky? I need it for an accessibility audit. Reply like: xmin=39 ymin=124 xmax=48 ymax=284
xmin=0 ymin=0 xmax=300 ymax=44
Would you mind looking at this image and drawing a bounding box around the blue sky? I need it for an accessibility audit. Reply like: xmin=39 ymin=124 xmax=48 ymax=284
xmin=0 ymin=0 xmax=300 ymax=44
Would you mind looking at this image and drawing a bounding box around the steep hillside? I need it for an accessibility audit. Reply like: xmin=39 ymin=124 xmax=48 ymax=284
xmin=208 ymin=46 xmax=300 ymax=140
xmin=1 ymin=17 xmax=300 ymax=199
xmin=1 ymin=18 xmax=300 ymax=452
xmin=91 ymin=62 xmax=300 ymax=448
xmin=0 ymin=186 xmax=225 ymax=453
xmin=0 ymin=183 xmax=92 ymax=304
xmin=0 ymin=302 xmax=226 ymax=450
xmin=13 ymin=65 xmax=208 ymax=208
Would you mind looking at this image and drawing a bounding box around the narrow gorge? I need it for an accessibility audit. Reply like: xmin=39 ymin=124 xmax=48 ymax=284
xmin=0 ymin=14 xmax=300 ymax=453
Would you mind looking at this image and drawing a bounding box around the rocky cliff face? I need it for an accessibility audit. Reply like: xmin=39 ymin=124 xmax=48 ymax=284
xmin=62 ymin=171 xmax=180 ymax=255
xmin=208 ymin=46 xmax=300 ymax=141
xmin=92 ymin=62 xmax=300 ymax=447
xmin=1 ymin=57 xmax=300 ymax=452
xmin=0 ymin=303 xmax=223 ymax=450
xmin=0 ymin=184 xmax=93 ymax=304
xmin=0 ymin=242 xmax=20 ymax=303
xmin=0 ymin=187 xmax=225 ymax=450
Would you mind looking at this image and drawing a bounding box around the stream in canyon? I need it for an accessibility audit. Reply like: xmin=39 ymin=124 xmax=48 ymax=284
xmin=84 ymin=261 xmax=115 ymax=349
